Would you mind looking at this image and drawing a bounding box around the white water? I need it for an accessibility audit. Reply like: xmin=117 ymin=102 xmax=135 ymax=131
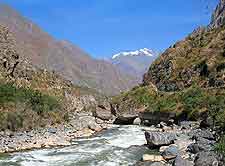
xmin=0 ymin=125 xmax=149 ymax=166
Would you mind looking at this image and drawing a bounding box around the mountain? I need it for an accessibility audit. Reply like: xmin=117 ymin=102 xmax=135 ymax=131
xmin=0 ymin=3 xmax=138 ymax=95
xmin=111 ymin=48 xmax=157 ymax=82
xmin=112 ymin=0 xmax=225 ymax=129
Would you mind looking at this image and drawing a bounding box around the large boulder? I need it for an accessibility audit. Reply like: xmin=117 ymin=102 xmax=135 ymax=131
xmin=173 ymin=156 xmax=193 ymax=166
xmin=188 ymin=136 xmax=215 ymax=154
xmin=161 ymin=145 xmax=179 ymax=160
xmin=187 ymin=143 xmax=206 ymax=154
xmin=194 ymin=152 xmax=220 ymax=166
xmin=93 ymin=105 xmax=113 ymax=121
xmin=69 ymin=112 xmax=101 ymax=131
xmin=114 ymin=114 xmax=137 ymax=125
xmin=145 ymin=131 xmax=176 ymax=148
xmin=188 ymin=129 xmax=215 ymax=140
xmin=139 ymin=112 xmax=176 ymax=126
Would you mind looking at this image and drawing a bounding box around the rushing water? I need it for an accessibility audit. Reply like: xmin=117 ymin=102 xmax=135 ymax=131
xmin=0 ymin=125 xmax=150 ymax=166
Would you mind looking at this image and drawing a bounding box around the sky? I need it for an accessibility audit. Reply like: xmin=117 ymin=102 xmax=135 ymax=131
xmin=2 ymin=0 xmax=219 ymax=58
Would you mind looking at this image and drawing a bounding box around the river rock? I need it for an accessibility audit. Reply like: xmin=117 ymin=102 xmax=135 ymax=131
xmin=173 ymin=156 xmax=193 ymax=166
xmin=161 ymin=145 xmax=179 ymax=160
xmin=114 ymin=114 xmax=137 ymax=125
xmin=200 ymin=116 xmax=214 ymax=129
xmin=179 ymin=121 xmax=200 ymax=130
xmin=136 ymin=161 xmax=166 ymax=166
xmin=145 ymin=131 xmax=176 ymax=148
xmin=189 ymin=129 xmax=215 ymax=140
xmin=142 ymin=154 xmax=166 ymax=162
xmin=48 ymin=128 xmax=57 ymax=134
xmin=150 ymin=163 xmax=167 ymax=166
xmin=194 ymin=151 xmax=219 ymax=166
xmin=187 ymin=134 xmax=215 ymax=154
xmin=187 ymin=143 xmax=205 ymax=154
xmin=88 ymin=123 xmax=102 ymax=132
xmin=133 ymin=117 xmax=142 ymax=125
xmin=126 ymin=145 xmax=150 ymax=162
xmin=139 ymin=112 xmax=176 ymax=126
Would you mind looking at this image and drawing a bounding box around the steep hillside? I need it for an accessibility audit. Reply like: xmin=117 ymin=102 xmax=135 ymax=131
xmin=111 ymin=48 xmax=157 ymax=82
xmin=143 ymin=26 xmax=225 ymax=92
xmin=113 ymin=0 xmax=225 ymax=129
xmin=0 ymin=3 xmax=138 ymax=95
xmin=0 ymin=24 xmax=97 ymax=131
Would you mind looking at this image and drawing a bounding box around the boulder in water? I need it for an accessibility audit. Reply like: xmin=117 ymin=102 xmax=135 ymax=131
xmin=114 ymin=114 xmax=137 ymax=125
xmin=145 ymin=131 xmax=176 ymax=148
xmin=133 ymin=117 xmax=142 ymax=125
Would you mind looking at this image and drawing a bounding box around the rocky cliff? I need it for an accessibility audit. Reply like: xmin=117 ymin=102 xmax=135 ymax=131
xmin=210 ymin=0 xmax=225 ymax=28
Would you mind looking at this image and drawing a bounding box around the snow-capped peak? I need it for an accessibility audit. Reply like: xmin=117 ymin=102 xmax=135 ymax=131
xmin=112 ymin=48 xmax=154 ymax=59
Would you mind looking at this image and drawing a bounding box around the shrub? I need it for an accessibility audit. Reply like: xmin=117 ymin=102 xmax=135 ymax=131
xmin=0 ymin=83 xmax=60 ymax=114
xmin=0 ymin=83 xmax=61 ymax=131
xmin=215 ymin=135 xmax=225 ymax=157
xmin=182 ymin=86 xmax=205 ymax=111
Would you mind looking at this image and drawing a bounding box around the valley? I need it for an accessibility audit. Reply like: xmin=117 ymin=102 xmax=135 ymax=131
xmin=0 ymin=0 xmax=225 ymax=166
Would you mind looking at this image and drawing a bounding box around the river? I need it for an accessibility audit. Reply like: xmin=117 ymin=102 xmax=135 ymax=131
xmin=0 ymin=125 xmax=151 ymax=166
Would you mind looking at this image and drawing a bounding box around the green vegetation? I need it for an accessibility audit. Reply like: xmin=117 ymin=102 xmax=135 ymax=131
xmin=113 ymin=85 xmax=225 ymax=128
xmin=0 ymin=83 xmax=63 ymax=131
xmin=215 ymin=135 xmax=225 ymax=157
xmin=0 ymin=83 xmax=60 ymax=115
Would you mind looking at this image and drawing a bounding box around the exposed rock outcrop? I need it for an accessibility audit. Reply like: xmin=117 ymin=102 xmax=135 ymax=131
xmin=210 ymin=0 xmax=225 ymax=29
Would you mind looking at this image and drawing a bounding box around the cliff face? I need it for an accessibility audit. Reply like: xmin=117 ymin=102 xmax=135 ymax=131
xmin=210 ymin=0 xmax=225 ymax=29
xmin=0 ymin=4 xmax=138 ymax=95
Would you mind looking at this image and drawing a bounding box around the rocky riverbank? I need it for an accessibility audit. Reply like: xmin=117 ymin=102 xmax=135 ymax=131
xmin=136 ymin=121 xmax=224 ymax=166
xmin=0 ymin=111 xmax=114 ymax=153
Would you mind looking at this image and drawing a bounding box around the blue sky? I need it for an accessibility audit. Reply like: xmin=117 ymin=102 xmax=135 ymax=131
xmin=2 ymin=0 xmax=219 ymax=58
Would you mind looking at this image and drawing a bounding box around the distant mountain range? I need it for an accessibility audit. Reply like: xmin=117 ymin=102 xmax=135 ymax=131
xmin=111 ymin=48 xmax=157 ymax=82
xmin=0 ymin=3 xmax=143 ymax=95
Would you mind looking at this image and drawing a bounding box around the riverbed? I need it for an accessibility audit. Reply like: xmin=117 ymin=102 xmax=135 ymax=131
xmin=0 ymin=125 xmax=150 ymax=166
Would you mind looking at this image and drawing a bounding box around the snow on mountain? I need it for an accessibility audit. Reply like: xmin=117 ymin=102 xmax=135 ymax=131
xmin=112 ymin=48 xmax=154 ymax=59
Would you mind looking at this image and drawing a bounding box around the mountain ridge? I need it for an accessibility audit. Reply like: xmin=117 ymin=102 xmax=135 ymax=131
xmin=112 ymin=48 xmax=155 ymax=59
xmin=0 ymin=3 xmax=138 ymax=95
xmin=111 ymin=48 xmax=157 ymax=83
